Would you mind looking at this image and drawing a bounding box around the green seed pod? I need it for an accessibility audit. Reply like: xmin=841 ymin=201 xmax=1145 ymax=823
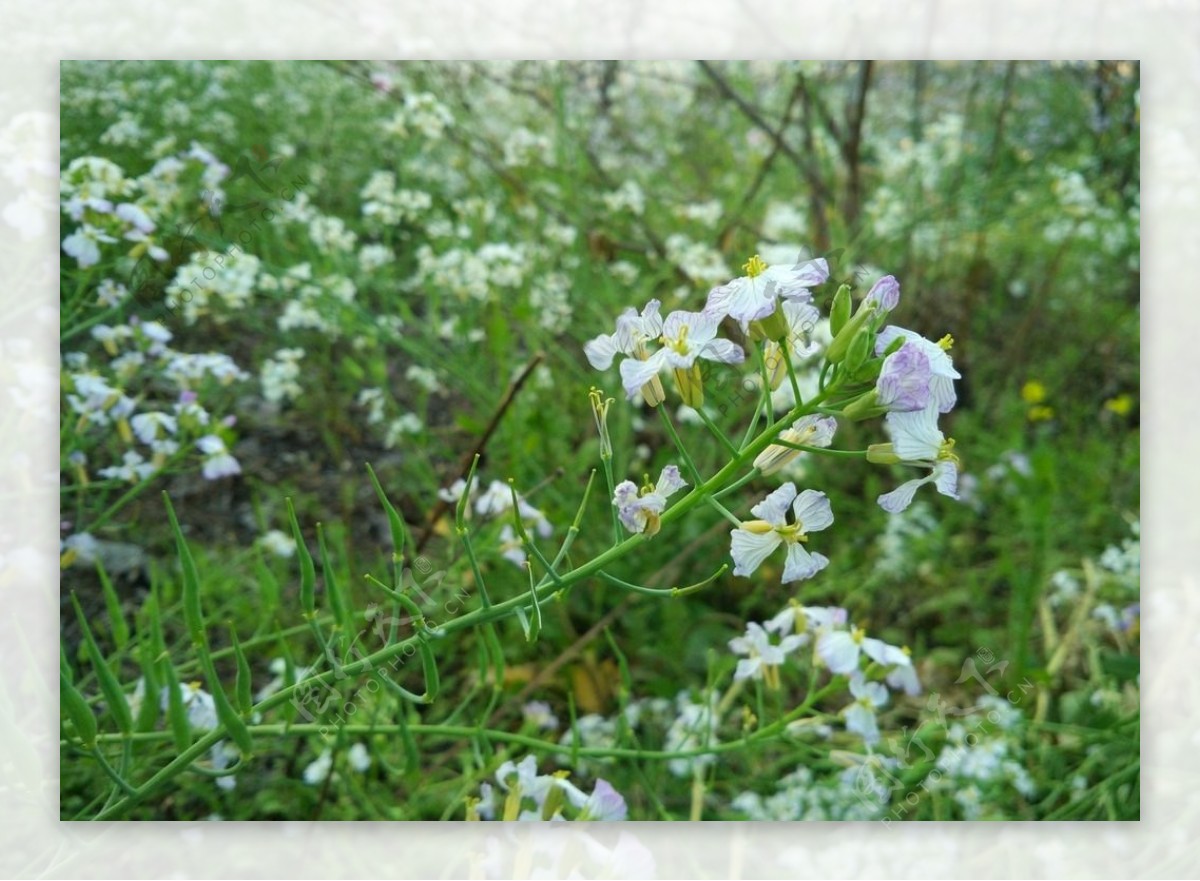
xmin=287 ymin=498 xmax=316 ymax=618
xmin=231 ymin=626 xmax=253 ymax=718
xmin=71 ymin=593 xmax=132 ymax=735
xmin=163 ymin=493 xmax=206 ymax=648
xmin=199 ymin=647 xmax=254 ymax=757
xmin=61 ymin=671 xmax=97 ymax=748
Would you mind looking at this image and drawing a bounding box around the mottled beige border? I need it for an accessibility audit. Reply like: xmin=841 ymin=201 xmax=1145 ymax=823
xmin=2 ymin=0 xmax=1189 ymax=876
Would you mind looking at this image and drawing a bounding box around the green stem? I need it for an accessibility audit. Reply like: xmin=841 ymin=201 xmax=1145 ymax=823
xmin=696 ymin=407 xmax=738 ymax=457
xmin=90 ymin=384 xmax=840 ymax=820
xmin=658 ymin=406 xmax=702 ymax=486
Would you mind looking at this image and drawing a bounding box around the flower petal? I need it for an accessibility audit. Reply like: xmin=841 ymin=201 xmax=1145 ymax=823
xmin=877 ymin=475 xmax=932 ymax=514
xmin=730 ymin=527 xmax=782 ymax=577
xmin=750 ymin=482 xmax=797 ymax=526
xmin=697 ymin=337 xmax=745 ymax=365
xmin=792 ymin=489 xmax=833 ymax=533
xmin=583 ymin=331 xmax=621 ymax=370
xmin=817 ymin=630 xmax=860 ymax=673
xmin=618 ymin=350 xmax=667 ymax=400
xmin=782 ymin=543 xmax=828 ymax=583
xmin=655 ymin=464 xmax=688 ymax=498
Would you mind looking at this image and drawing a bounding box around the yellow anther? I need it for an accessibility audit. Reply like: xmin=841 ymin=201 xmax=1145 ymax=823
xmin=742 ymin=254 xmax=768 ymax=278
xmin=937 ymin=334 xmax=955 ymax=351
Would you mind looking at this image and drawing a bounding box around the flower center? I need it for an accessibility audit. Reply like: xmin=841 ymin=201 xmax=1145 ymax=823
xmin=664 ymin=324 xmax=691 ymax=355
xmin=937 ymin=333 xmax=954 ymax=351
xmin=937 ymin=437 xmax=960 ymax=465
xmin=777 ymin=521 xmax=809 ymax=544
xmin=742 ymin=254 xmax=768 ymax=278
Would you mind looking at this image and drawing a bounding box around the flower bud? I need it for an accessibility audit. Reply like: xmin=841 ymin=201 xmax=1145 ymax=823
xmin=866 ymin=443 xmax=900 ymax=465
xmin=640 ymin=374 xmax=665 ymax=408
xmin=825 ymin=304 xmax=875 ymax=364
xmin=829 ymin=284 xmax=852 ymax=336
xmin=844 ymin=326 xmax=873 ymax=374
xmin=750 ymin=306 xmax=789 ymax=342
xmin=842 ymin=390 xmax=885 ymax=422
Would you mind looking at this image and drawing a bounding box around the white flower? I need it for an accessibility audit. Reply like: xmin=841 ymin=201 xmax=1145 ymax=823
xmin=872 ymin=406 xmax=960 ymax=514
xmin=258 ymin=529 xmax=296 ymax=559
xmin=817 ymin=625 xmax=911 ymax=675
xmin=436 ymin=477 xmax=478 ymax=505
xmin=764 ymin=602 xmax=847 ymax=638
xmin=584 ymin=300 xmax=665 ymax=404
xmin=347 ymin=742 xmax=372 ymax=773
xmin=618 ymin=310 xmax=745 ymax=404
xmin=875 ymin=327 xmax=960 ymax=414
xmin=886 ymin=662 xmax=922 ymax=696
xmin=197 ymin=434 xmax=241 ymax=480
xmin=728 ymin=621 xmax=805 ymax=685
xmin=130 ymin=411 xmax=177 ymax=445
xmin=844 ymin=673 xmax=889 ymax=745
xmin=98 ymin=450 xmax=157 ymax=483
xmin=160 ymin=682 xmax=218 ymax=731
xmin=521 ymin=700 xmax=560 ymax=732
xmin=612 ymin=464 xmax=687 ymax=536
xmin=475 ymin=481 xmax=552 ymax=538
xmin=753 ymin=414 xmax=838 ymax=476
xmin=303 ymin=749 xmax=333 ymax=785
xmin=729 ymin=483 xmax=833 ymax=584
xmin=704 ymin=254 xmax=828 ymax=329
xmin=665 ymin=690 xmax=720 ymax=778
xmin=62 ymin=225 xmax=116 ymax=267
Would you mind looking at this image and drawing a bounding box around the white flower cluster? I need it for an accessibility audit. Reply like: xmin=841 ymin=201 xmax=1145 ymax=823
xmin=260 ymin=347 xmax=305 ymax=404
xmin=413 ymin=242 xmax=528 ymax=302
xmin=64 ymin=318 xmax=248 ymax=488
xmin=926 ymin=697 xmax=1036 ymax=819
xmin=382 ymin=92 xmax=455 ymax=141
xmin=732 ymin=761 xmax=896 ymax=820
xmin=438 ymin=476 xmax=553 ymax=568
xmin=165 ymin=249 xmax=262 ymax=324
xmin=728 ymin=600 xmax=919 ymax=746
xmin=360 ymin=170 xmax=433 ymax=226
xmin=474 ymin=756 xmax=627 ymax=821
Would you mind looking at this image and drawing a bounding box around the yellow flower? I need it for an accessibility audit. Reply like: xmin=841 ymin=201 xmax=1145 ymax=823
xmin=1027 ymin=405 xmax=1055 ymax=422
xmin=1021 ymin=380 xmax=1048 ymax=405
xmin=1104 ymin=394 xmax=1134 ymax=416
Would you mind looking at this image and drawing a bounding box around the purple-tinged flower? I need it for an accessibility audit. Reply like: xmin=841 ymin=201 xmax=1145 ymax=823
xmin=704 ymin=254 xmax=828 ymax=330
xmin=875 ymin=327 xmax=960 ymax=413
xmin=876 ymin=341 xmax=933 ymax=412
xmin=613 ymin=464 xmax=687 ymax=536
xmin=863 ymin=275 xmax=900 ymax=312
xmin=621 ymin=310 xmax=744 ymax=406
